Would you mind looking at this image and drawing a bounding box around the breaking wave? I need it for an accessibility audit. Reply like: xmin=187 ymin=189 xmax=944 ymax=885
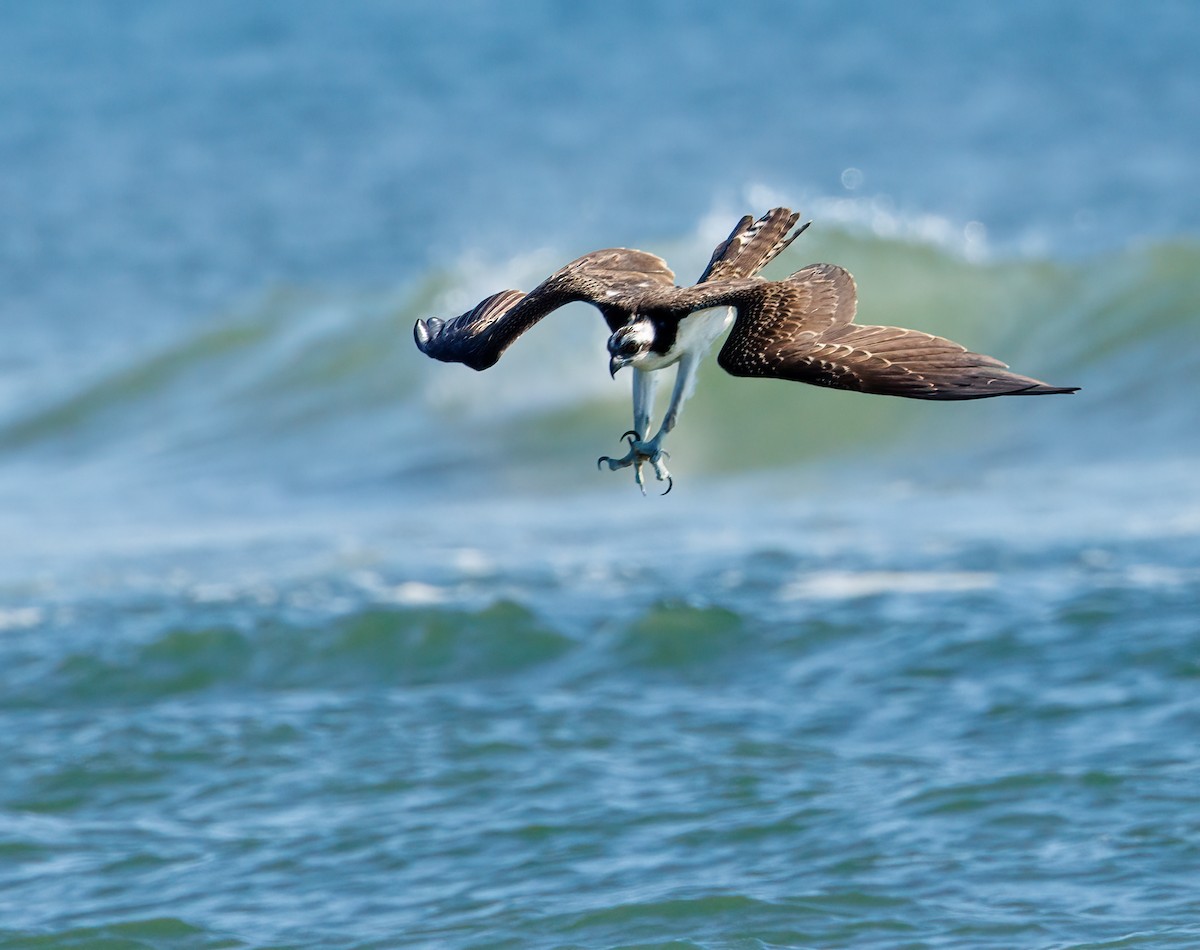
xmin=2 ymin=219 xmax=1196 ymax=497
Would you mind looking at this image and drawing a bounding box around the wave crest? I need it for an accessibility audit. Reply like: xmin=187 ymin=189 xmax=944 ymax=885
xmin=2 ymin=226 xmax=1195 ymax=493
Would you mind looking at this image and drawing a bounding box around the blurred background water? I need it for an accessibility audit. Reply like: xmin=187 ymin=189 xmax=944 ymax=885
xmin=1 ymin=2 xmax=1199 ymax=947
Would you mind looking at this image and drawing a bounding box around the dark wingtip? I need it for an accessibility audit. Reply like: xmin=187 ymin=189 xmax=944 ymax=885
xmin=413 ymin=317 xmax=444 ymax=354
xmin=1023 ymin=384 xmax=1081 ymax=395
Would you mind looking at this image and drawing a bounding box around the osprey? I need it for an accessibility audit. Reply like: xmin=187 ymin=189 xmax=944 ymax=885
xmin=414 ymin=209 xmax=1078 ymax=493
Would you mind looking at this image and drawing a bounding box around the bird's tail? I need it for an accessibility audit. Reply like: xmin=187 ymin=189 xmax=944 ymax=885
xmin=697 ymin=208 xmax=810 ymax=284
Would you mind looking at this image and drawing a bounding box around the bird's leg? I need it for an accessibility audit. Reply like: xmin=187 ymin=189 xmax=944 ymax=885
xmin=599 ymin=360 xmax=697 ymax=493
xmin=631 ymin=367 xmax=655 ymax=445
xmin=597 ymin=368 xmax=672 ymax=494
xmin=623 ymin=355 xmax=699 ymax=489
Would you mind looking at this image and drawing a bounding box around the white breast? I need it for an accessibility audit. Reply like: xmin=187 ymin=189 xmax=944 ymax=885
xmin=634 ymin=307 xmax=735 ymax=372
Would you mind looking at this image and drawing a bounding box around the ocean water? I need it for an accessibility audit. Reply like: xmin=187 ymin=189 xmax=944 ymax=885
xmin=2 ymin=2 xmax=1200 ymax=948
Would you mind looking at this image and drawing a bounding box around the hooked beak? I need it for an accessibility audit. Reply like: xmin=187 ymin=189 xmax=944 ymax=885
xmin=609 ymin=355 xmax=630 ymax=378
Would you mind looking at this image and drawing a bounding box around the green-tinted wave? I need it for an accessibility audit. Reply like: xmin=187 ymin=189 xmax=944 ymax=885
xmin=16 ymin=601 xmax=574 ymax=707
xmin=3 ymin=229 xmax=1196 ymax=486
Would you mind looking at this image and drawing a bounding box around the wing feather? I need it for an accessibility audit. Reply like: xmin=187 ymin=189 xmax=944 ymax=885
xmin=413 ymin=247 xmax=676 ymax=371
xmin=698 ymin=208 xmax=808 ymax=283
xmin=716 ymin=264 xmax=1079 ymax=399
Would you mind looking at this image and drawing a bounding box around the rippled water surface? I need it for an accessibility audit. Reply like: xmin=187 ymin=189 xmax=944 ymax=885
xmin=2 ymin=2 xmax=1199 ymax=948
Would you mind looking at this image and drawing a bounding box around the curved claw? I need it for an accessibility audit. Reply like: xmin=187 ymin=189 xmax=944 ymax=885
xmin=660 ymin=476 xmax=673 ymax=496
xmin=597 ymin=456 xmax=610 ymax=470
xmin=620 ymin=429 xmax=643 ymax=445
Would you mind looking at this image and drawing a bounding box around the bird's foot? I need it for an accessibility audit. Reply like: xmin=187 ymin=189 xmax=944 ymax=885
xmin=597 ymin=430 xmax=673 ymax=495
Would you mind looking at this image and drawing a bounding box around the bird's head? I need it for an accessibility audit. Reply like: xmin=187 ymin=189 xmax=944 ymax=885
xmin=606 ymin=319 xmax=654 ymax=377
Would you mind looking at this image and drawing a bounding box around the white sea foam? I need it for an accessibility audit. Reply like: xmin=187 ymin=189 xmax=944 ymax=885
xmin=781 ymin=570 xmax=997 ymax=601
xmin=0 ymin=606 xmax=43 ymax=632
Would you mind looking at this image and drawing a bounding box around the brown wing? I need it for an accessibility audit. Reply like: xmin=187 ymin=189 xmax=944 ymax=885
xmin=697 ymin=208 xmax=808 ymax=283
xmin=716 ymin=264 xmax=1079 ymax=399
xmin=413 ymin=248 xmax=676 ymax=371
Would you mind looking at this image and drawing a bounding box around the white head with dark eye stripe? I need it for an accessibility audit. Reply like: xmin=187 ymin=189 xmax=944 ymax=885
xmin=606 ymin=318 xmax=655 ymax=376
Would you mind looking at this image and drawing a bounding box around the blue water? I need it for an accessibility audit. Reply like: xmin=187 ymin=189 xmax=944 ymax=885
xmin=2 ymin=2 xmax=1200 ymax=947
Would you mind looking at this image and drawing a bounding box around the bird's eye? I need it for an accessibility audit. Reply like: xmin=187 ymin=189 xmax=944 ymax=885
xmin=609 ymin=333 xmax=635 ymax=356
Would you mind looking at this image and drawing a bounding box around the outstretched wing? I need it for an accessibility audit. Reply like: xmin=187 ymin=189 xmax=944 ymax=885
xmin=698 ymin=208 xmax=808 ymax=283
xmin=413 ymin=248 xmax=676 ymax=371
xmin=716 ymin=264 xmax=1079 ymax=399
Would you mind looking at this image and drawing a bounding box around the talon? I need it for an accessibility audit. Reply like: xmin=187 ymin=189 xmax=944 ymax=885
xmin=597 ymin=428 xmax=675 ymax=495
xmin=598 ymin=455 xmax=631 ymax=472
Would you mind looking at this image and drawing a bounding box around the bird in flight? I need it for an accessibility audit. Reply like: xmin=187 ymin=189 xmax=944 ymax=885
xmin=414 ymin=208 xmax=1078 ymax=494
